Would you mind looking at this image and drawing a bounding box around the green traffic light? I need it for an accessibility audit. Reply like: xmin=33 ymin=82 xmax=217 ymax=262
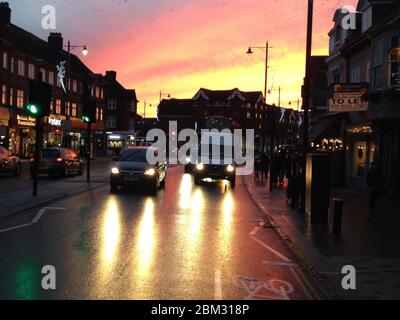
xmin=27 ymin=104 xmax=39 ymax=115
xmin=82 ymin=116 xmax=90 ymax=123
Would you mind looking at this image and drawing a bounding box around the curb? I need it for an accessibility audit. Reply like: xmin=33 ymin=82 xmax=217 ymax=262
xmin=0 ymin=183 xmax=107 ymax=221
xmin=241 ymin=176 xmax=342 ymax=300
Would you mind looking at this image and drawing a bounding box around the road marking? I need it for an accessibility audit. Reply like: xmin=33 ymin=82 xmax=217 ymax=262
xmin=295 ymin=268 xmax=321 ymax=300
xmin=0 ymin=207 xmax=66 ymax=234
xmin=289 ymin=268 xmax=313 ymax=300
xmin=214 ymin=270 xmax=223 ymax=300
xmin=262 ymin=260 xmax=299 ymax=268
xmin=249 ymin=222 xmax=265 ymax=236
xmin=32 ymin=207 xmax=66 ymax=224
xmin=234 ymin=276 xmax=294 ymax=300
xmin=251 ymin=236 xmax=292 ymax=262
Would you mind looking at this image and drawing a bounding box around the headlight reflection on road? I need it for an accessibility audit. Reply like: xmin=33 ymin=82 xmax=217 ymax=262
xmin=102 ymin=198 xmax=121 ymax=265
xmin=136 ymin=198 xmax=156 ymax=276
xmin=190 ymin=189 xmax=204 ymax=238
xmin=179 ymin=174 xmax=193 ymax=210
xmin=219 ymin=192 xmax=234 ymax=260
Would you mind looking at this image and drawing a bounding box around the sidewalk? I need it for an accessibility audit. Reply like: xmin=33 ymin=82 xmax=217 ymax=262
xmin=243 ymin=174 xmax=400 ymax=300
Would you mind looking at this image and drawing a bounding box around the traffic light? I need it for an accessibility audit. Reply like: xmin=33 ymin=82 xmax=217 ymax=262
xmin=82 ymin=100 xmax=97 ymax=124
xmin=27 ymin=80 xmax=52 ymax=117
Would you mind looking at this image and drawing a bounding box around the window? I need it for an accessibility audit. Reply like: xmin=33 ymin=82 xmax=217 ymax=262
xmin=333 ymin=69 xmax=341 ymax=83
xmin=28 ymin=64 xmax=35 ymax=79
xmin=372 ymin=38 xmax=384 ymax=89
xmin=390 ymin=36 xmax=400 ymax=87
xmin=10 ymin=57 xmax=14 ymax=73
xmin=2 ymin=52 xmax=7 ymax=69
xmin=1 ymin=85 xmax=6 ymax=105
xmin=9 ymin=88 xmax=13 ymax=106
xmin=72 ymin=80 xmax=77 ymax=92
xmin=130 ymin=100 xmax=136 ymax=112
xmin=65 ymin=102 xmax=70 ymax=116
xmin=40 ymin=68 xmax=46 ymax=82
xmin=349 ymin=65 xmax=361 ymax=83
xmin=17 ymin=90 xmax=24 ymax=108
xmin=107 ymin=116 xmax=116 ymax=128
xmin=48 ymin=71 xmax=54 ymax=86
xmin=108 ymin=98 xmax=117 ymax=110
xmin=95 ymin=87 xmax=100 ymax=98
xmin=362 ymin=7 xmax=372 ymax=32
xmin=353 ymin=141 xmax=367 ymax=177
xmin=18 ymin=60 xmax=25 ymax=76
xmin=71 ymin=103 xmax=77 ymax=117
xmin=56 ymin=99 xmax=61 ymax=114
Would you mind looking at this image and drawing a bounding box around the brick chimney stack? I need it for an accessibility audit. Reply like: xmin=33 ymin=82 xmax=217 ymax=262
xmin=48 ymin=33 xmax=64 ymax=52
xmin=0 ymin=2 xmax=11 ymax=25
xmin=106 ymin=71 xmax=117 ymax=81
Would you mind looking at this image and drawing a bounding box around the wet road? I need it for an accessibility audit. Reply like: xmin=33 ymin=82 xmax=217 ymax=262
xmin=0 ymin=165 xmax=323 ymax=300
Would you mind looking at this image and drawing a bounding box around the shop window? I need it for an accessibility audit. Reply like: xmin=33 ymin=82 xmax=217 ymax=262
xmin=17 ymin=89 xmax=24 ymax=108
xmin=353 ymin=141 xmax=367 ymax=177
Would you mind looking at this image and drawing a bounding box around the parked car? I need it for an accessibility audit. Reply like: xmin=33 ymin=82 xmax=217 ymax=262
xmin=110 ymin=147 xmax=167 ymax=194
xmin=0 ymin=146 xmax=21 ymax=176
xmin=30 ymin=148 xmax=84 ymax=177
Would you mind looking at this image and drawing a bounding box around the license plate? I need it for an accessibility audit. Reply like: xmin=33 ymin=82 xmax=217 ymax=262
xmin=124 ymin=176 xmax=139 ymax=182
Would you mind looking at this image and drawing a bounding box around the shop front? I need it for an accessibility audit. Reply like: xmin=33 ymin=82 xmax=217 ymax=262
xmin=43 ymin=114 xmax=66 ymax=148
xmin=345 ymin=124 xmax=374 ymax=191
xmin=0 ymin=107 xmax=10 ymax=148
xmin=9 ymin=114 xmax=36 ymax=158
xmin=106 ymin=132 xmax=136 ymax=156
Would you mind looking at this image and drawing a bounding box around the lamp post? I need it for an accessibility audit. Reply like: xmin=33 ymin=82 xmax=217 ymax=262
xmin=247 ymin=41 xmax=272 ymax=154
xmin=62 ymin=41 xmax=88 ymax=150
xmin=300 ymin=0 xmax=314 ymax=215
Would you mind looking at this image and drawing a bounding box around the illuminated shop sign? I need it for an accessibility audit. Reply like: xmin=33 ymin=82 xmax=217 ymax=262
xmin=48 ymin=117 xmax=63 ymax=126
xmin=17 ymin=115 xmax=36 ymax=127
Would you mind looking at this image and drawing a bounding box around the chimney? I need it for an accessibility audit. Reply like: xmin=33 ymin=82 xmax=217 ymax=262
xmin=0 ymin=2 xmax=11 ymax=25
xmin=106 ymin=71 xmax=117 ymax=81
xmin=48 ymin=33 xmax=64 ymax=52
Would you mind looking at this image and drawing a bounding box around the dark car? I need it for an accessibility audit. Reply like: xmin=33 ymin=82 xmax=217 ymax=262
xmin=110 ymin=147 xmax=167 ymax=194
xmin=193 ymin=155 xmax=236 ymax=188
xmin=184 ymin=148 xmax=198 ymax=174
xmin=0 ymin=146 xmax=21 ymax=176
xmin=30 ymin=148 xmax=84 ymax=177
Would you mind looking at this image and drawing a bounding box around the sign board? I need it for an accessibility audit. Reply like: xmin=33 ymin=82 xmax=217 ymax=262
xmin=17 ymin=115 xmax=36 ymax=127
xmin=329 ymin=83 xmax=369 ymax=112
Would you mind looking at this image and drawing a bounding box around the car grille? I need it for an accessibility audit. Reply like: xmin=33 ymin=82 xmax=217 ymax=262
xmin=120 ymin=170 xmax=143 ymax=176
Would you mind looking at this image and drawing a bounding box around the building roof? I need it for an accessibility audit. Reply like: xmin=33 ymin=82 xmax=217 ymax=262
xmin=193 ymin=88 xmax=264 ymax=103
xmin=158 ymin=98 xmax=193 ymax=115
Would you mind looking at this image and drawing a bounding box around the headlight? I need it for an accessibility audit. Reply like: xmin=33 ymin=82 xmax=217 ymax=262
xmin=227 ymin=165 xmax=235 ymax=173
xmin=111 ymin=167 xmax=120 ymax=175
xmin=196 ymin=163 xmax=204 ymax=171
xmin=144 ymin=168 xmax=156 ymax=176
xmin=186 ymin=157 xmax=191 ymax=164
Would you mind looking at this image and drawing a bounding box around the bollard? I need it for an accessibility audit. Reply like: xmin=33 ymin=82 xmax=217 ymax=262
xmin=332 ymin=198 xmax=344 ymax=235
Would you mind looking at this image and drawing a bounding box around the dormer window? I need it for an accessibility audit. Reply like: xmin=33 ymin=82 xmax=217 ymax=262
xmin=362 ymin=6 xmax=372 ymax=32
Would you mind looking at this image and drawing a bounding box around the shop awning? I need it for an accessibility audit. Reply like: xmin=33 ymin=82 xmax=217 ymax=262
xmin=308 ymin=117 xmax=338 ymax=142
xmin=0 ymin=107 xmax=10 ymax=126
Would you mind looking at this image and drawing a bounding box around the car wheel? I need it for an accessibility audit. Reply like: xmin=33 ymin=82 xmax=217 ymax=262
xmin=230 ymin=177 xmax=236 ymax=189
xmin=14 ymin=163 xmax=21 ymax=176
xmin=110 ymin=183 xmax=118 ymax=193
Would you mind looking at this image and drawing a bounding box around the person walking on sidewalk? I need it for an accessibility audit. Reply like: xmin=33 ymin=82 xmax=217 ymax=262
xmin=367 ymin=162 xmax=385 ymax=212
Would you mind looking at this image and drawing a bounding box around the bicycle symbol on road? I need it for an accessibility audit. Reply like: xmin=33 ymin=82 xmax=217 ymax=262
xmin=234 ymin=276 xmax=294 ymax=300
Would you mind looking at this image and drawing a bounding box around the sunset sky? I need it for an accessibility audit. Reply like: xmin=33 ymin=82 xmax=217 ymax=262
xmin=9 ymin=0 xmax=358 ymax=117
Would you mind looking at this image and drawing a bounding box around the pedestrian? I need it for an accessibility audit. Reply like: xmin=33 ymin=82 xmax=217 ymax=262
xmin=260 ymin=152 xmax=269 ymax=181
xmin=277 ymin=151 xmax=285 ymax=185
xmin=367 ymin=162 xmax=385 ymax=212
xmin=270 ymin=155 xmax=278 ymax=188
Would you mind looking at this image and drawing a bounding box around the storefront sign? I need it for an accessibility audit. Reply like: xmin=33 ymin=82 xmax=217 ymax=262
xmin=0 ymin=107 xmax=9 ymax=127
xmin=329 ymin=83 xmax=369 ymax=112
xmin=47 ymin=115 xmax=65 ymax=127
xmin=17 ymin=115 xmax=36 ymax=127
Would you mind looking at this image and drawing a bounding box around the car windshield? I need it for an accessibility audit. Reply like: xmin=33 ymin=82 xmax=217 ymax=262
xmin=43 ymin=149 xmax=60 ymax=159
xmin=118 ymin=149 xmax=149 ymax=162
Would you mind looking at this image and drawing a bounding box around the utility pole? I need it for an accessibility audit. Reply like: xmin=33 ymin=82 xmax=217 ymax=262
xmin=87 ymin=121 xmax=92 ymax=182
xmin=300 ymin=0 xmax=314 ymax=215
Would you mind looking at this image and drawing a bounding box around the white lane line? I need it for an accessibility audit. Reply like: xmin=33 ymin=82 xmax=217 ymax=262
xmin=262 ymin=260 xmax=299 ymax=268
xmin=251 ymin=236 xmax=292 ymax=262
xmin=249 ymin=222 xmax=265 ymax=236
xmin=0 ymin=207 xmax=66 ymax=234
xmin=0 ymin=223 xmax=32 ymax=234
xmin=214 ymin=270 xmax=223 ymax=300
xmin=31 ymin=207 xmax=66 ymax=224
